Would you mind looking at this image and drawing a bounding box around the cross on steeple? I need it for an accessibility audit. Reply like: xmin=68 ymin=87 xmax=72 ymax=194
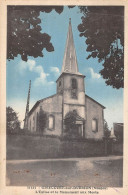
xmin=61 ymin=18 xmax=79 ymax=74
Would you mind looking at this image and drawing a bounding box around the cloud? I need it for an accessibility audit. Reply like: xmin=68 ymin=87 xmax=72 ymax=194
xmin=19 ymin=59 xmax=36 ymax=73
xmin=50 ymin=67 xmax=60 ymax=76
xmin=89 ymin=68 xmax=101 ymax=79
xmin=104 ymin=98 xmax=123 ymax=129
xmin=18 ymin=60 xmax=54 ymax=86
xmin=34 ymin=73 xmax=54 ymax=87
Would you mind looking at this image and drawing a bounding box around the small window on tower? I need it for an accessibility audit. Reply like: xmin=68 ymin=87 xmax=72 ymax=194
xmin=30 ymin=120 xmax=31 ymax=131
xmin=72 ymin=78 xmax=77 ymax=89
xmin=71 ymin=78 xmax=77 ymax=99
xmin=59 ymin=81 xmax=61 ymax=87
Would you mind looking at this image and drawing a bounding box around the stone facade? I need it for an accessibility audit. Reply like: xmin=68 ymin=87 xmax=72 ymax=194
xmin=85 ymin=95 xmax=104 ymax=139
xmin=24 ymin=19 xmax=105 ymax=140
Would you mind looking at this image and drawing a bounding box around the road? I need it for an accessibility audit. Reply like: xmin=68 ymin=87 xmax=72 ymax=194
xmin=6 ymin=156 xmax=123 ymax=187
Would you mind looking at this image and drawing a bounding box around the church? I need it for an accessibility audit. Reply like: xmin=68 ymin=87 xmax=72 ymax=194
xmin=24 ymin=19 xmax=105 ymax=140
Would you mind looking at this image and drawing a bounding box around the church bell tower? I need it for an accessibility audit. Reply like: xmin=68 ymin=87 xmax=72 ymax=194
xmin=56 ymin=18 xmax=86 ymax=135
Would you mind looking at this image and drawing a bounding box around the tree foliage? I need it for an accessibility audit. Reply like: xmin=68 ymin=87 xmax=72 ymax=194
xmin=64 ymin=112 xmax=76 ymax=132
xmin=6 ymin=106 xmax=21 ymax=134
xmin=7 ymin=6 xmax=64 ymax=61
xmin=104 ymin=119 xmax=110 ymax=138
xmin=64 ymin=111 xmax=81 ymax=138
xmin=114 ymin=124 xmax=123 ymax=142
xmin=7 ymin=6 xmax=74 ymax=62
xmin=38 ymin=108 xmax=47 ymax=133
xmin=78 ymin=6 xmax=124 ymax=89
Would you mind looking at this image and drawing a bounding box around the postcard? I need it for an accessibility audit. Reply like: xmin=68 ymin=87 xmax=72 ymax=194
xmin=0 ymin=0 xmax=128 ymax=195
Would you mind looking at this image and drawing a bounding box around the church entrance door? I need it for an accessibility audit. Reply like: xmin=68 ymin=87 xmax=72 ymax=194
xmin=76 ymin=121 xmax=83 ymax=137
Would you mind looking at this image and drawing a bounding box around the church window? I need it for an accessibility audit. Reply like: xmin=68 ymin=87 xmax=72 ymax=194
xmin=72 ymin=78 xmax=77 ymax=89
xmin=73 ymin=110 xmax=77 ymax=114
xmin=30 ymin=120 xmax=31 ymax=131
xmin=71 ymin=78 xmax=77 ymax=99
xmin=92 ymin=119 xmax=98 ymax=132
xmin=36 ymin=112 xmax=39 ymax=132
xmin=48 ymin=115 xmax=55 ymax=130
xmin=59 ymin=81 xmax=61 ymax=87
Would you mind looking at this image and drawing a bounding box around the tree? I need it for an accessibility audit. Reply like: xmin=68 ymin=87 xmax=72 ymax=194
xmin=104 ymin=119 xmax=110 ymax=138
xmin=114 ymin=123 xmax=123 ymax=142
xmin=7 ymin=6 xmax=64 ymax=61
xmin=7 ymin=6 xmax=74 ymax=62
xmin=64 ymin=112 xmax=76 ymax=132
xmin=64 ymin=111 xmax=79 ymax=138
xmin=6 ymin=106 xmax=21 ymax=134
xmin=38 ymin=108 xmax=47 ymax=133
xmin=78 ymin=6 xmax=124 ymax=89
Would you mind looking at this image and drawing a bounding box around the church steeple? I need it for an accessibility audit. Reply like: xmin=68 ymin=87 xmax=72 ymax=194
xmin=61 ymin=18 xmax=79 ymax=74
xmin=56 ymin=18 xmax=85 ymax=95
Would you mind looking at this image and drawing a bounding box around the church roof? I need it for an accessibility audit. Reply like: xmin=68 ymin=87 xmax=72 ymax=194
xmin=85 ymin=95 xmax=105 ymax=109
xmin=27 ymin=93 xmax=105 ymax=118
xmin=61 ymin=18 xmax=80 ymax=75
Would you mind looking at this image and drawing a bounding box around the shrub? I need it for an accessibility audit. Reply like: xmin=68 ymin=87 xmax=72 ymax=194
xmin=38 ymin=108 xmax=47 ymax=133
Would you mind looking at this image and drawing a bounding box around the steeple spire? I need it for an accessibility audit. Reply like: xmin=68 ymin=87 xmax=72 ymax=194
xmin=61 ymin=18 xmax=79 ymax=74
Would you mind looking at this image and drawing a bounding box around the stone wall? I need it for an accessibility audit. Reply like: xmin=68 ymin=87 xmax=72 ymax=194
xmin=113 ymin=142 xmax=123 ymax=155
xmin=7 ymin=135 xmax=105 ymax=160
xmin=7 ymin=135 xmax=123 ymax=160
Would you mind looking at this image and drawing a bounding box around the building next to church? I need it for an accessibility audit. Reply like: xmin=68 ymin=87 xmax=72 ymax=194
xmin=24 ymin=19 xmax=105 ymax=140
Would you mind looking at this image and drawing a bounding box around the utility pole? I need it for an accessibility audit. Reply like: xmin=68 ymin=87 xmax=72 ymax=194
xmin=24 ymin=80 xmax=31 ymax=129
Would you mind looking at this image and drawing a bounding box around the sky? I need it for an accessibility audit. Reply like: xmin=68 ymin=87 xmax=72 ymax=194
xmin=6 ymin=6 xmax=123 ymax=129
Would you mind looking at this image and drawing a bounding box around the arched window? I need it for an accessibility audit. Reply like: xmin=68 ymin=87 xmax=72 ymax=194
xmin=72 ymin=78 xmax=77 ymax=89
xmin=71 ymin=78 xmax=77 ymax=99
xmin=59 ymin=81 xmax=61 ymax=87
xmin=48 ymin=115 xmax=55 ymax=130
xmin=33 ymin=116 xmax=35 ymax=131
xmin=30 ymin=120 xmax=31 ymax=131
xmin=36 ymin=112 xmax=39 ymax=132
xmin=92 ymin=119 xmax=98 ymax=132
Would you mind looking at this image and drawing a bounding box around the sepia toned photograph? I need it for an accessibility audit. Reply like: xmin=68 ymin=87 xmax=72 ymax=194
xmin=5 ymin=5 xmax=124 ymax=188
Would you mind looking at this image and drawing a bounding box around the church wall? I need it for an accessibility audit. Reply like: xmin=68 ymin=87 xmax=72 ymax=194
xmin=28 ymin=94 xmax=63 ymax=136
xmin=63 ymin=104 xmax=86 ymax=119
xmin=43 ymin=114 xmax=62 ymax=136
xmin=28 ymin=108 xmax=39 ymax=132
xmin=56 ymin=75 xmax=64 ymax=94
xmin=85 ymin=96 xmax=104 ymax=140
xmin=40 ymin=94 xmax=62 ymax=113
xmin=40 ymin=94 xmax=62 ymax=136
